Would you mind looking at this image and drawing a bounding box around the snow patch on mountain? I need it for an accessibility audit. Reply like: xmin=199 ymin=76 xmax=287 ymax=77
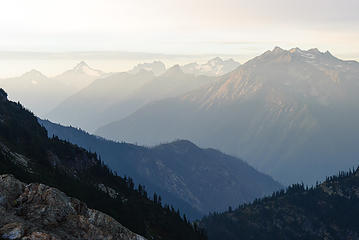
xmin=182 ymin=57 xmax=240 ymax=76
xmin=129 ymin=61 xmax=166 ymax=76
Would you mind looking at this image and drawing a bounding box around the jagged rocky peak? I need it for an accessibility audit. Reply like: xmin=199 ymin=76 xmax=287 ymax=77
xmin=272 ymin=46 xmax=285 ymax=54
xmin=271 ymin=46 xmax=332 ymax=58
xmin=0 ymin=174 xmax=146 ymax=240
xmin=290 ymin=47 xmax=322 ymax=56
xmin=255 ymin=46 xmax=342 ymax=66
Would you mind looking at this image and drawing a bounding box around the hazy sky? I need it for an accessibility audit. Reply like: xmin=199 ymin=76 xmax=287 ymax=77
xmin=1 ymin=0 xmax=359 ymax=60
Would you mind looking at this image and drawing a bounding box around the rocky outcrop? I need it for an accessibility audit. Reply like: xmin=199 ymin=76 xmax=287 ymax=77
xmin=0 ymin=174 xmax=146 ymax=240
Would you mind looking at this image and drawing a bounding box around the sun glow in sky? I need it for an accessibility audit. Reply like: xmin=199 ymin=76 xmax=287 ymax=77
xmin=0 ymin=0 xmax=358 ymax=75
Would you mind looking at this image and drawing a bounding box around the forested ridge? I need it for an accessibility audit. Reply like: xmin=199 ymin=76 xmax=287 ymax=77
xmin=201 ymin=166 xmax=359 ymax=240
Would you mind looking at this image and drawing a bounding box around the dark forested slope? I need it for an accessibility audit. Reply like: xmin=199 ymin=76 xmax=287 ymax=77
xmin=201 ymin=167 xmax=359 ymax=240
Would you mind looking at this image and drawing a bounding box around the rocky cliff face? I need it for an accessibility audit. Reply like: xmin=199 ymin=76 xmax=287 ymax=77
xmin=0 ymin=174 xmax=146 ymax=240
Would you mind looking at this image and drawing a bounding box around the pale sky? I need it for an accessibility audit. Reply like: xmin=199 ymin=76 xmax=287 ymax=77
xmin=0 ymin=0 xmax=358 ymax=61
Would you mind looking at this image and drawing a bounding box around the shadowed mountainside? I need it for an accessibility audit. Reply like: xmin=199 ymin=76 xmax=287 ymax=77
xmin=96 ymin=47 xmax=359 ymax=185
xmin=39 ymin=118 xmax=282 ymax=219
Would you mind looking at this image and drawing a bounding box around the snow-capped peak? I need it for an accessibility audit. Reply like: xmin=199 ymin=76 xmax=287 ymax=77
xmin=181 ymin=57 xmax=240 ymax=76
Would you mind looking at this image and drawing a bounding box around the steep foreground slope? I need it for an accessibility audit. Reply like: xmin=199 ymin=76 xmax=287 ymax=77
xmin=201 ymin=167 xmax=359 ymax=240
xmin=0 ymin=174 xmax=145 ymax=240
xmin=39 ymin=119 xmax=281 ymax=219
xmin=0 ymin=88 xmax=206 ymax=240
xmin=96 ymin=47 xmax=359 ymax=185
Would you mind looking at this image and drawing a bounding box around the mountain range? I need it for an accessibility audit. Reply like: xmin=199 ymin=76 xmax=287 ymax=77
xmin=95 ymin=47 xmax=359 ymax=185
xmin=46 ymin=65 xmax=217 ymax=132
xmin=39 ymin=118 xmax=281 ymax=219
xmin=0 ymin=62 xmax=106 ymax=117
xmin=1 ymin=46 xmax=359 ymax=240
xmin=0 ymin=88 xmax=206 ymax=240
xmin=0 ymin=57 xmax=240 ymax=131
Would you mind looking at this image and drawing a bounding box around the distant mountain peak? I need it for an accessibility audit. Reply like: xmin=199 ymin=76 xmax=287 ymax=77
xmin=209 ymin=57 xmax=223 ymax=62
xmin=287 ymin=47 xmax=324 ymax=56
xmin=225 ymin=58 xmax=236 ymax=62
xmin=257 ymin=47 xmax=341 ymax=65
xmin=164 ymin=64 xmax=184 ymax=75
xmin=21 ymin=69 xmax=47 ymax=79
xmin=153 ymin=139 xmax=200 ymax=153
xmin=167 ymin=139 xmax=198 ymax=148
xmin=181 ymin=57 xmax=240 ymax=76
xmin=73 ymin=61 xmax=89 ymax=70
xmin=272 ymin=46 xmax=285 ymax=53
xmin=324 ymin=50 xmax=334 ymax=57
xmin=71 ymin=61 xmax=103 ymax=76
xmin=129 ymin=61 xmax=166 ymax=76
xmin=272 ymin=47 xmax=332 ymax=57
xmin=308 ymin=48 xmax=320 ymax=54
xmin=289 ymin=47 xmax=302 ymax=53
